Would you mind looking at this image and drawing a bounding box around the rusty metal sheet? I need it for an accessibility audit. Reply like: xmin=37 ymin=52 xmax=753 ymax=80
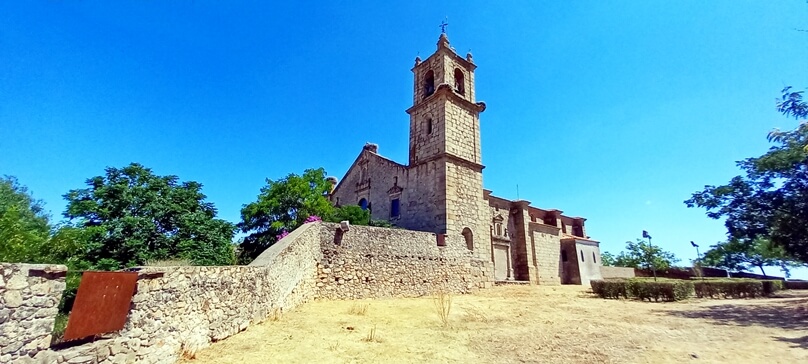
xmin=63 ymin=271 xmax=139 ymax=341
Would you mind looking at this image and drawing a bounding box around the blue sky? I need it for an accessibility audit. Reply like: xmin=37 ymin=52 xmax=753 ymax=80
xmin=1 ymin=1 xmax=806 ymax=277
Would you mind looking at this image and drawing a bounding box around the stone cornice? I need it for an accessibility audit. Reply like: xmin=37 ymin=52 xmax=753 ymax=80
xmin=405 ymin=84 xmax=486 ymax=115
xmin=410 ymin=152 xmax=485 ymax=172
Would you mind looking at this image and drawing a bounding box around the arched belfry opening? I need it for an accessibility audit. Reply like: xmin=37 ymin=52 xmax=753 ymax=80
xmin=454 ymin=68 xmax=465 ymax=95
xmin=462 ymin=227 xmax=473 ymax=250
xmin=424 ymin=70 xmax=435 ymax=98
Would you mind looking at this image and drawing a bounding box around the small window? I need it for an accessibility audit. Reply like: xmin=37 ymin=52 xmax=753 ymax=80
xmin=427 ymin=118 xmax=433 ymax=135
xmin=454 ymin=68 xmax=465 ymax=95
xmin=424 ymin=70 xmax=435 ymax=97
xmin=390 ymin=198 xmax=400 ymax=218
xmin=359 ymin=198 xmax=368 ymax=210
xmin=496 ymin=223 xmax=502 ymax=236
xmin=580 ymin=250 xmax=585 ymax=262
xmin=592 ymin=252 xmax=597 ymax=263
xmin=561 ymin=250 xmax=568 ymax=262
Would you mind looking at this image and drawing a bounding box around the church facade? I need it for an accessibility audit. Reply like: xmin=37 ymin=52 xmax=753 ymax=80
xmin=329 ymin=34 xmax=602 ymax=285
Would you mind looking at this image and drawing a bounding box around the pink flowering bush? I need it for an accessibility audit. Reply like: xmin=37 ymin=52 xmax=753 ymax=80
xmin=275 ymin=230 xmax=289 ymax=240
xmin=304 ymin=215 xmax=322 ymax=223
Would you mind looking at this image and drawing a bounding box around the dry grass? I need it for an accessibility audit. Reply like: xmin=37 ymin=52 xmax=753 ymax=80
xmin=348 ymin=303 xmax=369 ymax=315
xmin=432 ymin=290 xmax=453 ymax=327
xmin=361 ymin=325 xmax=383 ymax=343
xmin=180 ymin=286 xmax=808 ymax=364
xmin=269 ymin=308 xmax=282 ymax=322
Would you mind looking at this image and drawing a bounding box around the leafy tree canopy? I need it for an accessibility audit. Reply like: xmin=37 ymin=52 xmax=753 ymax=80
xmin=62 ymin=163 xmax=236 ymax=269
xmin=599 ymin=251 xmax=617 ymax=266
xmin=686 ymin=87 xmax=808 ymax=263
xmin=331 ymin=204 xmax=370 ymax=226
xmin=238 ymin=168 xmax=335 ymax=262
xmin=602 ymin=239 xmax=680 ymax=271
xmin=701 ymin=237 xmax=803 ymax=278
xmin=0 ymin=176 xmax=51 ymax=262
xmin=238 ymin=167 xmax=385 ymax=263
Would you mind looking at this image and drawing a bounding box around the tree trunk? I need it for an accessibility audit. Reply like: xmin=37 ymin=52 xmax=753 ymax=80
xmin=758 ymin=265 xmax=767 ymax=277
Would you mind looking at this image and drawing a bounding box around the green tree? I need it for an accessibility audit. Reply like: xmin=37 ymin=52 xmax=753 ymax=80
xmin=608 ymin=239 xmax=679 ymax=270
xmin=238 ymin=168 xmax=335 ymax=262
xmin=0 ymin=176 xmax=51 ymax=263
xmin=701 ymin=237 xmax=802 ymax=277
xmin=685 ymin=87 xmax=808 ymax=263
xmin=62 ymin=163 xmax=235 ymax=269
xmin=328 ymin=204 xmax=370 ymax=225
xmin=599 ymin=251 xmax=617 ymax=266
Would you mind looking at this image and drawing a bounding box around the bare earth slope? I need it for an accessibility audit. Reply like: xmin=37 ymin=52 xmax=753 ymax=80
xmin=181 ymin=285 xmax=808 ymax=364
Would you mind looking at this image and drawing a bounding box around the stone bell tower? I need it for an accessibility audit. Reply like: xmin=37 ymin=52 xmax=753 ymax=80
xmin=404 ymin=33 xmax=489 ymax=260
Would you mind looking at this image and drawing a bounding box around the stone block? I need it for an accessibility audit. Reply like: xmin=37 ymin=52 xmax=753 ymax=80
xmin=6 ymin=274 xmax=27 ymax=290
xmin=3 ymin=290 xmax=24 ymax=308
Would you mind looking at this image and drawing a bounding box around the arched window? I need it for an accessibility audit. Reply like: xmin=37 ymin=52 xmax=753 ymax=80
xmin=426 ymin=118 xmax=433 ymax=135
xmin=592 ymin=252 xmax=597 ymax=263
xmin=359 ymin=198 xmax=368 ymax=210
xmin=462 ymin=227 xmax=473 ymax=250
xmin=580 ymin=250 xmax=585 ymax=262
xmin=454 ymin=68 xmax=465 ymax=94
xmin=424 ymin=70 xmax=435 ymax=97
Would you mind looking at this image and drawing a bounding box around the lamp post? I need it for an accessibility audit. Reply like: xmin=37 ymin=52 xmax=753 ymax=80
xmin=643 ymin=230 xmax=657 ymax=281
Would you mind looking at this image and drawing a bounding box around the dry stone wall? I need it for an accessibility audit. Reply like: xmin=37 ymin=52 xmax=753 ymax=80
xmin=0 ymin=223 xmax=321 ymax=364
xmin=1 ymin=263 xmax=66 ymax=363
xmin=315 ymin=223 xmax=491 ymax=299
xmin=1 ymin=222 xmax=493 ymax=363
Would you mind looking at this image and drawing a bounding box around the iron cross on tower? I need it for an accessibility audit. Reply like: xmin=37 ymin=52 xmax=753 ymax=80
xmin=439 ymin=18 xmax=448 ymax=33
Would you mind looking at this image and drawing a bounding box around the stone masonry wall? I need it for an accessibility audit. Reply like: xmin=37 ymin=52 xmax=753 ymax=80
xmin=1 ymin=222 xmax=321 ymax=364
xmin=1 ymin=263 xmax=66 ymax=363
xmin=530 ymin=222 xmax=562 ymax=285
xmin=315 ymin=223 xmax=491 ymax=299
xmin=2 ymin=221 xmax=494 ymax=363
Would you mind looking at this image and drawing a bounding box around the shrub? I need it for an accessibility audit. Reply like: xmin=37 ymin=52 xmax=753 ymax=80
xmin=433 ymin=290 xmax=453 ymax=327
xmin=693 ymin=279 xmax=766 ymax=299
xmin=626 ymin=279 xmax=693 ymax=302
xmin=762 ymin=280 xmax=784 ymax=296
xmin=590 ymin=279 xmax=630 ymax=299
xmin=785 ymin=280 xmax=808 ymax=290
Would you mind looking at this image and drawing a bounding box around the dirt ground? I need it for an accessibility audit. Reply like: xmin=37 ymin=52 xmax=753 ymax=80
xmin=180 ymin=285 xmax=808 ymax=364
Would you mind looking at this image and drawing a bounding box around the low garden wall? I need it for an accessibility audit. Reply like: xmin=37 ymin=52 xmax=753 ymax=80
xmin=599 ymin=266 xmax=635 ymax=279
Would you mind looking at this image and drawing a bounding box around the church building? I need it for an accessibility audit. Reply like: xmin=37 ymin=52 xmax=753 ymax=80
xmin=329 ymin=33 xmax=603 ymax=285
